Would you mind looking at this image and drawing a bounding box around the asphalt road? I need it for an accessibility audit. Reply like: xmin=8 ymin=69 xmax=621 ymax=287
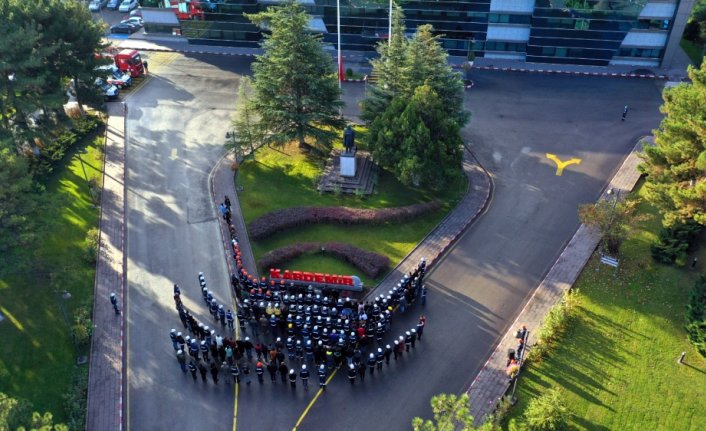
xmin=293 ymin=72 xmax=665 ymax=429
xmin=123 ymin=52 xmax=665 ymax=431
xmin=125 ymin=53 xmax=252 ymax=431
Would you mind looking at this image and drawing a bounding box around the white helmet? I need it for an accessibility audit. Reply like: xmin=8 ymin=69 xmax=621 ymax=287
xmin=302 ymin=364 xmax=307 ymax=370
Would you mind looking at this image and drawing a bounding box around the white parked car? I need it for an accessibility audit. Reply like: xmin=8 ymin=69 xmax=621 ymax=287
xmin=118 ymin=0 xmax=138 ymax=13
xmin=89 ymin=0 xmax=108 ymax=11
xmin=120 ymin=17 xmax=143 ymax=28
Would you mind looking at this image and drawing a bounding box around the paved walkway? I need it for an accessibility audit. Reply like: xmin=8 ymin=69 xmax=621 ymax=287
xmin=86 ymin=102 xmax=127 ymax=431
xmin=467 ymin=137 xmax=650 ymax=424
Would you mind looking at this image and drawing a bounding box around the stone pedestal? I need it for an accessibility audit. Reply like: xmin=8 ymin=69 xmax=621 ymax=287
xmin=340 ymin=154 xmax=357 ymax=177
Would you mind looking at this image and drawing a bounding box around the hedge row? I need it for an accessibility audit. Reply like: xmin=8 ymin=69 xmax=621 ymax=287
xmin=258 ymin=241 xmax=390 ymax=279
xmin=249 ymin=201 xmax=441 ymax=240
xmin=31 ymin=115 xmax=103 ymax=177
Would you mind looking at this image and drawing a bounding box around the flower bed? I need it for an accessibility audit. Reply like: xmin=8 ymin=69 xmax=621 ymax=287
xmin=248 ymin=201 xmax=441 ymax=241
xmin=258 ymin=241 xmax=390 ymax=278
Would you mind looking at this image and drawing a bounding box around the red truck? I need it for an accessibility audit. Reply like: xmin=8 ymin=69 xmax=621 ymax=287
xmin=166 ymin=0 xmax=205 ymax=20
xmin=98 ymin=48 xmax=146 ymax=78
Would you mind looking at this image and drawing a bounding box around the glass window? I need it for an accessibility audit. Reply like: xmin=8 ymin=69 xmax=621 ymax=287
xmin=555 ymin=47 xmax=567 ymax=57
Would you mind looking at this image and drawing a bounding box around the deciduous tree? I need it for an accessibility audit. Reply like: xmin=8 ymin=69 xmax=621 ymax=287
xmin=578 ymin=196 xmax=644 ymax=255
xmin=411 ymin=393 xmax=492 ymax=431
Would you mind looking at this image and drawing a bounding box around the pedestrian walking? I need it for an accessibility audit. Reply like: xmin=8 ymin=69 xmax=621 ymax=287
xmin=267 ymin=361 xmax=277 ymax=382
xmin=421 ymin=285 xmax=427 ymax=306
xmin=242 ymin=363 xmax=252 ymax=385
xmin=375 ymin=348 xmax=384 ymax=371
xmin=255 ymin=361 xmax=265 ymax=384
xmin=278 ymin=362 xmax=288 ymax=384
xmin=367 ymin=353 xmax=376 ymax=376
xmin=220 ymin=203 xmax=228 ymax=220
xmin=289 ymin=369 xmax=297 ymax=389
xmin=357 ymin=362 xmax=366 ymax=382
xmin=231 ymin=363 xmax=240 ymax=384
xmin=622 ymin=105 xmax=629 ymax=121
xmin=410 ymin=329 xmax=417 ymax=349
xmin=318 ymin=364 xmax=327 ymax=389
xmin=110 ymin=292 xmax=120 ymax=315
xmin=210 ymin=361 xmax=219 ymax=384
xmin=198 ymin=362 xmax=208 ymax=383
xmin=399 ymin=295 xmax=407 ymax=313
xmin=176 ymin=349 xmax=187 ymax=373
xmin=417 ymin=316 xmax=426 ymax=340
xmin=347 ymin=364 xmax=357 ymax=385
xmin=170 ymin=329 xmax=178 ymax=350
xmin=300 ymin=364 xmax=309 ymax=390
xmin=201 ymin=341 xmax=210 ymax=362
xmin=404 ymin=331 xmax=412 ymax=352
xmin=226 ymin=309 xmax=234 ymax=330
xmin=224 ymin=195 xmax=231 ymax=210
xmin=188 ymin=361 xmax=198 ymax=381
xmin=384 ymin=345 xmax=392 ymax=365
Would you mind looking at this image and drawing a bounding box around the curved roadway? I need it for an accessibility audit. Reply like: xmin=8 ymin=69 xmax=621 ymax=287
xmin=125 ymin=53 xmax=664 ymax=431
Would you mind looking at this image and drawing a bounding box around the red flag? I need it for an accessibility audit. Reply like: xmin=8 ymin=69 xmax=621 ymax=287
xmin=338 ymin=56 xmax=345 ymax=82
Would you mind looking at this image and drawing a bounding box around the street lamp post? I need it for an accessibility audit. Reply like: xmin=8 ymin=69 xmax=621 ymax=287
xmin=337 ymin=0 xmax=342 ymax=88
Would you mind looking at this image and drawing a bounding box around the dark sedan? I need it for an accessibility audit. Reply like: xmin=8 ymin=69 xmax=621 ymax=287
xmin=110 ymin=22 xmax=139 ymax=34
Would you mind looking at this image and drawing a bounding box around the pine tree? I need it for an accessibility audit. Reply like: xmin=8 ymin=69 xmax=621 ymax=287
xmin=403 ymin=25 xmax=467 ymax=127
xmin=228 ymin=77 xmax=261 ymax=161
xmin=247 ymin=0 xmax=343 ymax=152
xmin=639 ymin=62 xmax=706 ymax=227
xmin=368 ymin=85 xmax=463 ymax=188
xmin=360 ymin=5 xmax=408 ymax=123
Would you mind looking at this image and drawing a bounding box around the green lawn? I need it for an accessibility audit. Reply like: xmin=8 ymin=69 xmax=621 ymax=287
xmin=680 ymin=38 xmax=704 ymax=66
xmin=237 ymin=141 xmax=466 ymax=284
xmin=505 ymin=182 xmax=706 ymax=430
xmin=0 ymin=130 xmax=104 ymax=422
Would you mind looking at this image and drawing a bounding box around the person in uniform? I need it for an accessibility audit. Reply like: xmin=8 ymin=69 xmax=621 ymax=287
xmin=289 ymin=369 xmax=297 ymax=389
xmin=255 ymin=361 xmax=265 ymax=384
xmin=188 ymin=361 xmax=198 ymax=381
xmin=367 ymin=353 xmax=376 ymax=376
xmin=347 ymin=364 xmax=357 ymax=385
xmin=375 ymin=348 xmax=384 ymax=371
xmin=300 ymin=364 xmax=310 ymax=390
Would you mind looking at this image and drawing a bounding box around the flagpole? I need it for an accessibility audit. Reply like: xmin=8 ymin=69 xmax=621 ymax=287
xmin=337 ymin=0 xmax=342 ymax=88
xmin=388 ymin=0 xmax=392 ymax=46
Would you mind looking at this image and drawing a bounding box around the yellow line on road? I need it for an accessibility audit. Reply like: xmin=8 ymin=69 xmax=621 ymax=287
xmin=291 ymin=369 xmax=338 ymax=431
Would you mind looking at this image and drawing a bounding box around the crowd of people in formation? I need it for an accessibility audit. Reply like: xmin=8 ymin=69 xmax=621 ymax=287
xmin=167 ymin=196 xmax=431 ymax=390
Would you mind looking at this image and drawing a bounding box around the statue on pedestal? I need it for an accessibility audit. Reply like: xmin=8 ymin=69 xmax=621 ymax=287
xmin=343 ymin=125 xmax=356 ymax=154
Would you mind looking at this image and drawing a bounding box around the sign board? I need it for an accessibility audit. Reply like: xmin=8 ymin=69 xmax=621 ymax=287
xmin=269 ymin=268 xmax=363 ymax=292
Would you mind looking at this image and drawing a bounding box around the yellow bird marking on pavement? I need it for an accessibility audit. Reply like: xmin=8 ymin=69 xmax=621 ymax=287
xmin=546 ymin=153 xmax=581 ymax=176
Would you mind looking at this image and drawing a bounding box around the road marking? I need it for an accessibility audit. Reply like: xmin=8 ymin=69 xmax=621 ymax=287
xmin=546 ymin=153 xmax=581 ymax=176
xmin=169 ymin=148 xmax=178 ymax=160
xmin=291 ymin=369 xmax=338 ymax=431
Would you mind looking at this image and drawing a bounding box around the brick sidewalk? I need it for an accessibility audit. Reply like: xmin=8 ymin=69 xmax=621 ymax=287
xmin=86 ymin=102 xmax=128 ymax=431
xmin=467 ymin=138 xmax=650 ymax=424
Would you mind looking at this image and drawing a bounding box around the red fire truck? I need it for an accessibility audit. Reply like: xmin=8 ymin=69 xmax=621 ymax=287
xmin=99 ymin=48 xmax=146 ymax=78
xmin=165 ymin=0 xmax=205 ymax=20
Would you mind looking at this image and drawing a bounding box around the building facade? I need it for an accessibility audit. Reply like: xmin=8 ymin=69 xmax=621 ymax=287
xmin=180 ymin=0 xmax=694 ymax=67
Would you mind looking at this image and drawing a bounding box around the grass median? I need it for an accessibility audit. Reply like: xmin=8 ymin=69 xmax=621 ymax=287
xmin=505 ymin=182 xmax=706 ymax=430
xmin=236 ymin=141 xmax=466 ymax=286
xmin=0 ymin=131 xmax=104 ymax=423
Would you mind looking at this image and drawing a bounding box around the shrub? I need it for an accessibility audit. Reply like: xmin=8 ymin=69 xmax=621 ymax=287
xmin=63 ymin=366 xmax=89 ymax=431
xmin=82 ymin=227 xmax=100 ymax=264
xmin=248 ymin=201 xmax=441 ymax=240
xmin=651 ymin=221 xmax=702 ymax=265
xmin=258 ymin=241 xmax=389 ymax=278
xmin=526 ymin=291 xmax=578 ymax=362
xmin=522 ymin=388 xmax=570 ymax=431
xmin=686 ymin=276 xmax=706 ymax=358
xmin=72 ymin=306 xmax=93 ymax=348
